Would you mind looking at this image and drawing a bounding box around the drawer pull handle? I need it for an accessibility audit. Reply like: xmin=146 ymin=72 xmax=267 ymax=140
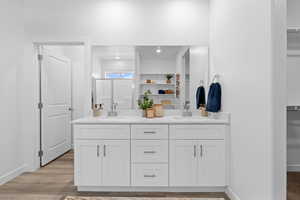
xmin=144 ymin=131 xmax=156 ymax=134
xmin=200 ymin=145 xmax=203 ymax=157
xmin=97 ymin=145 xmax=100 ymax=157
xmin=144 ymin=151 xmax=156 ymax=154
xmin=144 ymin=174 xmax=156 ymax=178
xmin=194 ymin=145 xmax=197 ymax=158
xmin=103 ymin=145 xmax=106 ymax=157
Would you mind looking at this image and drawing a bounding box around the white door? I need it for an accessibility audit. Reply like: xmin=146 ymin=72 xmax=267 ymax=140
xmin=198 ymin=140 xmax=226 ymax=186
xmin=75 ymin=141 xmax=102 ymax=186
xmin=41 ymin=49 xmax=72 ymax=166
xmin=170 ymin=140 xmax=198 ymax=186
xmin=102 ymin=140 xmax=130 ymax=186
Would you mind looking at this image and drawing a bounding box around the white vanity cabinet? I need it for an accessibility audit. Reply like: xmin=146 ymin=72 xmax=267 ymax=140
xmin=73 ymin=120 xmax=228 ymax=192
xmin=74 ymin=125 xmax=130 ymax=187
xmin=170 ymin=125 xmax=226 ymax=187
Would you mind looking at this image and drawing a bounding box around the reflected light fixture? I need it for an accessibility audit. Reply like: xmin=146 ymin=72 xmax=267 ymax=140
xmin=156 ymin=46 xmax=162 ymax=54
xmin=115 ymin=56 xmax=121 ymax=60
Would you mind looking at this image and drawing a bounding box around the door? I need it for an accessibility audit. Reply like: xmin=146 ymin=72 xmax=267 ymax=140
xmin=75 ymin=141 xmax=102 ymax=186
xmin=102 ymin=140 xmax=130 ymax=186
xmin=170 ymin=140 xmax=198 ymax=186
xmin=40 ymin=48 xmax=72 ymax=166
xmin=198 ymin=140 xmax=225 ymax=186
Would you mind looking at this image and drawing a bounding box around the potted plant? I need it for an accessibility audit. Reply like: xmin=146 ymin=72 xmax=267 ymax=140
xmin=138 ymin=91 xmax=154 ymax=118
xmin=165 ymin=74 xmax=173 ymax=84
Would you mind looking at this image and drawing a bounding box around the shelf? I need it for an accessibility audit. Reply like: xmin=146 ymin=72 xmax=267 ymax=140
xmin=140 ymin=83 xmax=175 ymax=86
xmin=140 ymin=94 xmax=175 ymax=97
xmin=140 ymin=73 xmax=176 ymax=76
xmin=287 ymin=27 xmax=300 ymax=33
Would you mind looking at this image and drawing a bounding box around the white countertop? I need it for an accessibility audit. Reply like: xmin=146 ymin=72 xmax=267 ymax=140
xmin=72 ymin=114 xmax=230 ymax=125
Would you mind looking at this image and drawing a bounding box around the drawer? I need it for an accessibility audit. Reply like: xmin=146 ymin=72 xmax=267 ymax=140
xmin=131 ymin=140 xmax=168 ymax=163
xmin=131 ymin=125 xmax=168 ymax=139
xmin=170 ymin=125 xmax=225 ymax=140
xmin=74 ymin=125 xmax=130 ymax=139
xmin=131 ymin=164 xmax=168 ymax=186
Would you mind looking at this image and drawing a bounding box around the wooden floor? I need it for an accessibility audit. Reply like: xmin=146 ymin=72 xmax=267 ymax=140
xmin=0 ymin=151 xmax=230 ymax=200
xmin=288 ymin=172 xmax=300 ymax=200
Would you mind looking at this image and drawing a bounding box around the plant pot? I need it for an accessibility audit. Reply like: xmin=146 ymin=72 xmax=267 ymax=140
xmin=166 ymin=79 xmax=171 ymax=84
xmin=141 ymin=110 xmax=147 ymax=118
xmin=146 ymin=108 xmax=155 ymax=118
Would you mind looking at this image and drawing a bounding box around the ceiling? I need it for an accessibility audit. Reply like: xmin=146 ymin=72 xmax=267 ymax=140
xmin=137 ymin=46 xmax=186 ymax=60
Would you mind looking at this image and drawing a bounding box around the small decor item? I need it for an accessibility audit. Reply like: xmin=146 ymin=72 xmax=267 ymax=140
xmin=146 ymin=108 xmax=155 ymax=118
xmin=199 ymin=106 xmax=208 ymax=117
xmin=165 ymin=89 xmax=174 ymax=94
xmin=92 ymin=104 xmax=103 ymax=117
xmin=146 ymin=79 xmax=152 ymax=84
xmin=161 ymin=100 xmax=172 ymax=105
xmin=165 ymin=74 xmax=173 ymax=84
xmin=158 ymin=90 xmax=165 ymax=94
xmin=154 ymin=104 xmax=164 ymax=117
xmin=138 ymin=91 xmax=153 ymax=118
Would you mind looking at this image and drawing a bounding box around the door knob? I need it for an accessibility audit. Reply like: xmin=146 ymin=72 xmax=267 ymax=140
xmin=68 ymin=107 xmax=73 ymax=111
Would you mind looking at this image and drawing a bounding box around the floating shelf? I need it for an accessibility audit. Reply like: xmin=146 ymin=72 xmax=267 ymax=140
xmin=140 ymin=94 xmax=175 ymax=97
xmin=140 ymin=83 xmax=175 ymax=86
xmin=287 ymin=27 xmax=300 ymax=33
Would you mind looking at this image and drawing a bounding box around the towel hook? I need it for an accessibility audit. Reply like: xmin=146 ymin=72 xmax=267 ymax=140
xmin=212 ymin=74 xmax=220 ymax=83
xmin=199 ymin=80 xmax=204 ymax=86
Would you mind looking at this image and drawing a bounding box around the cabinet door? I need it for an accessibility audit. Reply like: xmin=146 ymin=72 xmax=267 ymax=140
xmin=198 ymin=140 xmax=225 ymax=186
xmin=75 ymin=141 xmax=102 ymax=186
xmin=170 ymin=140 xmax=198 ymax=186
xmin=102 ymin=140 xmax=130 ymax=186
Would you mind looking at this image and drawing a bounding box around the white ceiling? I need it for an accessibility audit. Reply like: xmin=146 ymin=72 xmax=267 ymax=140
xmin=137 ymin=46 xmax=184 ymax=60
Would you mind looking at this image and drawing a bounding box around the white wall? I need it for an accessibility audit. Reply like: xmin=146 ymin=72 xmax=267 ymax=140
xmin=140 ymin=59 xmax=176 ymax=74
xmin=0 ymin=0 xmax=25 ymax=184
xmin=24 ymin=0 xmax=209 ymax=45
xmin=22 ymin=0 xmax=210 ymax=171
xmin=210 ymin=0 xmax=286 ymax=199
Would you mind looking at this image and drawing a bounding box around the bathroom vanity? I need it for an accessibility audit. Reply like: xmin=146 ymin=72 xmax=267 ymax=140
xmin=73 ymin=115 xmax=230 ymax=192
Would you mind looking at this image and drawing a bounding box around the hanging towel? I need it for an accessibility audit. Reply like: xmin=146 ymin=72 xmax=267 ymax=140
xmin=196 ymin=86 xmax=206 ymax=109
xmin=206 ymin=82 xmax=222 ymax=112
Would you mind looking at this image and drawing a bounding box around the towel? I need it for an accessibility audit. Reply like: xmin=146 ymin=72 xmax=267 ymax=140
xmin=196 ymin=86 xmax=206 ymax=109
xmin=206 ymin=83 xmax=221 ymax=112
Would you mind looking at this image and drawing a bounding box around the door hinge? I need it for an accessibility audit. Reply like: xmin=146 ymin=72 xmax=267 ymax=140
xmin=38 ymin=150 xmax=44 ymax=157
xmin=37 ymin=54 xmax=43 ymax=61
xmin=38 ymin=102 xmax=43 ymax=109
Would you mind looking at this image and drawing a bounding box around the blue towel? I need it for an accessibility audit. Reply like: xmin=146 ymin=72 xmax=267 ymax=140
xmin=196 ymin=86 xmax=206 ymax=109
xmin=206 ymin=83 xmax=221 ymax=112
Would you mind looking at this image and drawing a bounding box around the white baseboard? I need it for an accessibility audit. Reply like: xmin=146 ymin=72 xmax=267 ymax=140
xmin=0 ymin=164 xmax=26 ymax=185
xmin=77 ymin=186 xmax=226 ymax=193
xmin=288 ymin=164 xmax=300 ymax=172
xmin=225 ymin=187 xmax=241 ymax=200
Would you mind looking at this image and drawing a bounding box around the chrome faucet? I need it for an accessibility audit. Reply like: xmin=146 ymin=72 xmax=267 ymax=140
xmin=182 ymin=101 xmax=192 ymax=117
xmin=108 ymin=102 xmax=118 ymax=117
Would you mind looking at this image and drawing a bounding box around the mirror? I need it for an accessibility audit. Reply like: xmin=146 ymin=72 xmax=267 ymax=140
xmin=91 ymin=45 xmax=209 ymax=111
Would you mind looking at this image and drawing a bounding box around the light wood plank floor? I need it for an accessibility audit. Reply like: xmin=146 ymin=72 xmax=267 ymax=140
xmin=0 ymin=151 xmax=230 ymax=200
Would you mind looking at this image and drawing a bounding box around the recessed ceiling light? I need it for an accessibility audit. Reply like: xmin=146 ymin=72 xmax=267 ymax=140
xmin=156 ymin=47 xmax=162 ymax=54
xmin=115 ymin=56 xmax=121 ymax=60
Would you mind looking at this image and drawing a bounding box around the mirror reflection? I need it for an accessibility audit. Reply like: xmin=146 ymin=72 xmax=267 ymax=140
xmin=92 ymin=46 xmax=209 ymax=112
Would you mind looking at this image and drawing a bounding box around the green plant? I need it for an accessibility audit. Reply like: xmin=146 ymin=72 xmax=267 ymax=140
xmin=166 ymin=74 xmax=174 ymax=80
xmin=138 ymin=91 xmax=153 ymax=110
